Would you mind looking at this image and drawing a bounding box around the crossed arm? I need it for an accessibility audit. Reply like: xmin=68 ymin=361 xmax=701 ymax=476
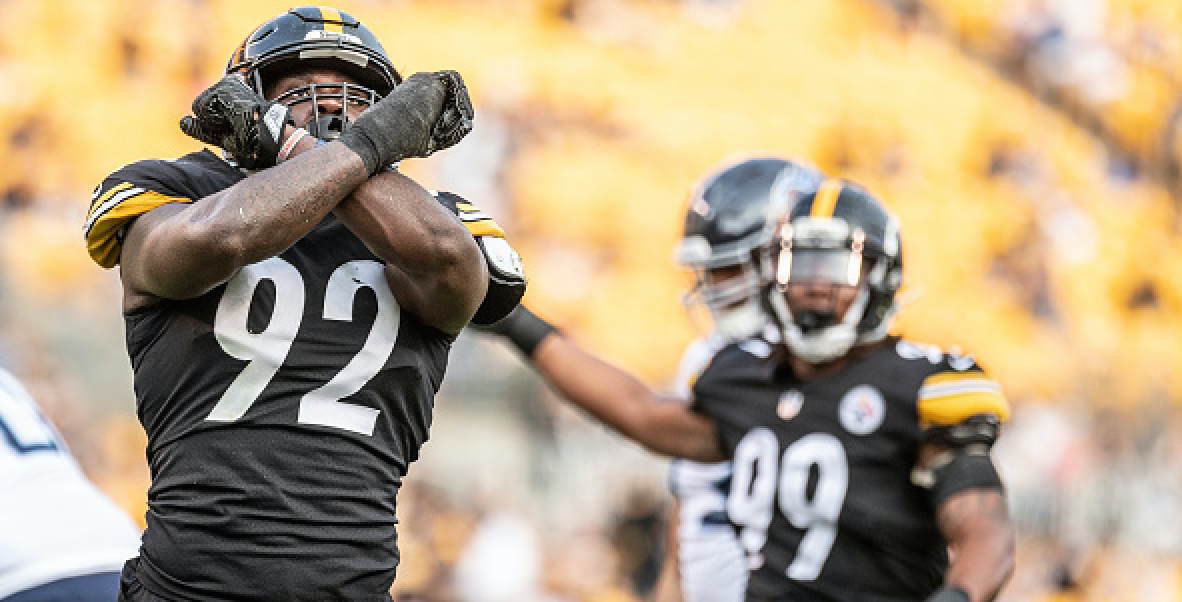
xmin=120 ymin=142 xmax=369 ymax=306
xmin=121 ymin=139 xmax=486 ymax=334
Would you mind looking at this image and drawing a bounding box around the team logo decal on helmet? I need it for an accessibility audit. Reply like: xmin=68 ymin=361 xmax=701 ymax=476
xmin=763 ymin=179 xmax=903 ymax=363
xmin=225 ymin=6 xmax=402 ymax=140
xmin=675 ymin=156 xmax=824 ymax=341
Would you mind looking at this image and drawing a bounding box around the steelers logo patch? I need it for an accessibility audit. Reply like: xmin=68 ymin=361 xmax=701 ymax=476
xmin=838 ymin=385 xmax=885 ymax=435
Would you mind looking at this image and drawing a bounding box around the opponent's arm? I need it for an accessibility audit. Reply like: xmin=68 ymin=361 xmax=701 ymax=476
xmin=916 ymin=416 xmax=1015 ymax=602
xmin=649 ymin=499 xmax=685 ymax=602
xmin=487 ymin=306 xmax=724 ymax=462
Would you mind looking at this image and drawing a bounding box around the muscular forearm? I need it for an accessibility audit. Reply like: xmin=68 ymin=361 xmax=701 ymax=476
xmin=332 ymin=169 xmax=485 ymax=333
xmin=192 ymin=141 xmax=367 ymax=262
xmin=123 ymin=141 xmax=369 ymax=301
xmin=532 ymin=334 xmax=724 ymax=462
xmin=937 ymin=489 xmax=1015 ymax=601
xmin=334 ymin=170 xmax=474 ymax=276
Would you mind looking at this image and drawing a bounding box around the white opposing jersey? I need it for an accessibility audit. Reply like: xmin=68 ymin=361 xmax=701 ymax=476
xmin=668 ymin=335 xmax=746 ymax=602
xmin=0 ymin=368 xmax=141 ymax=597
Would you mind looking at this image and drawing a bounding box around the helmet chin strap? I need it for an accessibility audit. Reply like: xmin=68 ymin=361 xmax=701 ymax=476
xmin=769 ymin=286 xmax=870 ymax=363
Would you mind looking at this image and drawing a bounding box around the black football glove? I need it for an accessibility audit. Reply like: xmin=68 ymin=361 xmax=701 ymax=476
xmin=179 ymin=75 xmax=290 ymax=170
xmin=339 ymin=71 xmax=475 ymax=175
xmin=428 ymin=70 xmax=474 ymax=154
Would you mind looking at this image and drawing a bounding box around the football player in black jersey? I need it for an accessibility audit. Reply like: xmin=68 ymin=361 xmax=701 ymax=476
xmin=84 ymin=6 xmax=524 ymax=601
xmin=652 ymin=155 xmax=822 ymax=602
xmin=486 ymin=179 xmax=1014 ymax=601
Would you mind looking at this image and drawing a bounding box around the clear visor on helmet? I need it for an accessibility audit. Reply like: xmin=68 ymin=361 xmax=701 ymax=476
xmin=776 ymin=247 xmax=864 ymax=288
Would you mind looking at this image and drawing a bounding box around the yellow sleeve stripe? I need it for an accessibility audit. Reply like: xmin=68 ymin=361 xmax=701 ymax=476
xmin=86 ymin=190 xmax=192 ymax=268
xmin=919 ymin=377 xmax=1002 ymax=399
xmin=89 ymin=181 xmax=132 ymax=215
xmin=465 ymin=219 xmax=506 ymax=239
xmin=922 ymin=371 xmax=993 ymax=386
xmin=456 ymin=202 xmax=479 ymax=212
xmin=918 ymin=391 xmax=1011 ymax=426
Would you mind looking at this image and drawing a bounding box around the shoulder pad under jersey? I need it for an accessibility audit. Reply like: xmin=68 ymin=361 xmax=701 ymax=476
xmin=895 ymin=339 xmax=1011 ymax=428
xmin=432 ymin=190 xmax=527 ymax=325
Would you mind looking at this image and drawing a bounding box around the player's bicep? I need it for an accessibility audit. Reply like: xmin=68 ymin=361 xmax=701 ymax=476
xmin=381 ymin=258 xmax=487 ymax=335
xmin=120 ymin=201 xmax=242 ymax=303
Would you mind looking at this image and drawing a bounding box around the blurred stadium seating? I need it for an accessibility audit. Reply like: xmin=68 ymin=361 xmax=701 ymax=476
xmin=0 ymin=0 xmax=1179 ymax=600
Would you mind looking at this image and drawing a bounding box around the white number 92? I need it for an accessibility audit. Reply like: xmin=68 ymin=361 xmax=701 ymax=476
xmin=206 ymin=257 xmax=400 ymax=436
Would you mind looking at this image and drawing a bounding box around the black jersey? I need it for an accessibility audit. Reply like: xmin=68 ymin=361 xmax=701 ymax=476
xmin=84 ymin=149 xmax=504 ymax=600
xmin=691 ymin=336 xmax=1009 ymax=602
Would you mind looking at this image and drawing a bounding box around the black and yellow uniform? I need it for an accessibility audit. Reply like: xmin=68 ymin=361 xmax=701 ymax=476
xmin=85 ymin=149 xmax=514 ymax=600
xmin=691 ymin=336 xmax=1009 ymax=602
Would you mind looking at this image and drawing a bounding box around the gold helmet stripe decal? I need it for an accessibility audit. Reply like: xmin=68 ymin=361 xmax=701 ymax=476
xmin=810 ymin=179 xmax=844 ymax=218
xmin=318 ymin=6 xmax=345 ymax=33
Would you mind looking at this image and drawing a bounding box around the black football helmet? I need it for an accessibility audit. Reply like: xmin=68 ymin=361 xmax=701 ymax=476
xmin=763 ymin=179 xmax=903 ymax=362
xmin=225 ymin=6 xmax=402 ymax=140
xmin=675 ymin=156 xmax=823 ymax=341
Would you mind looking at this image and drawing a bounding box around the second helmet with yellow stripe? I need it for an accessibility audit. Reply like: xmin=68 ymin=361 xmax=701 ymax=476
xmin=765 ymin=179 xmax=904 ymax=363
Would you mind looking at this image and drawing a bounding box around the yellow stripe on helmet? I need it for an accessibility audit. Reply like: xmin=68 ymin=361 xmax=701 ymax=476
xmin=318 ymin=6 xmax=345 ymax=33
xmin=810 ymin=179 xmax=844 ymax=218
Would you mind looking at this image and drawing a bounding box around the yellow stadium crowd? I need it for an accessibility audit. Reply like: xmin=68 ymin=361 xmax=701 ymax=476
xmin=1 ymin=0 xmax=1180 ymax=600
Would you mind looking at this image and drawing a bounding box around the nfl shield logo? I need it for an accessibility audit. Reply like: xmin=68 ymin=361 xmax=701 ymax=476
xmin=777 ymin=390 xmax=804 ymax=421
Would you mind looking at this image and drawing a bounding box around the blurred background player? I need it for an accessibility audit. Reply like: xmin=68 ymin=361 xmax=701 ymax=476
xmin=487 ymin=179 xmax=1014 ymax=601
xmin=82 ymin=6 xmax=520 ymax=600
xmin=649 ymin=156 xmax=822 ymax=602
xmin=4 ymin=1 xmax=1181 ymax=599
xmin=0 ymin=366 xmax=141 ymax=602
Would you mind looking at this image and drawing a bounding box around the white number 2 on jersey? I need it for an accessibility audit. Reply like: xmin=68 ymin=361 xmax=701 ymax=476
xmin=727 ymin=428 xmax=849 ymax=580
xmin=206 ymin=258 xmax=399 ymax=436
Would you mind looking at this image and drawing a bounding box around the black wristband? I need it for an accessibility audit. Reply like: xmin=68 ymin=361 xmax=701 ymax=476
xmin=491 ymin=306 xmax=555 ymax=357
xmin=930 ymin=451 xmax=1004 ymax=507
xmin=926 ymin=585 xmax=970 ymax=602
xmin=338 ymin=129 xmax=381 ymax=176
